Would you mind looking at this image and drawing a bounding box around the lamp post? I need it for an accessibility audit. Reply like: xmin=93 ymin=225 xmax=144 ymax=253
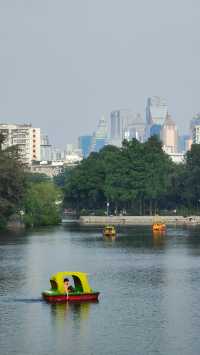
xmin=106 ymin=201 xmax=110 ymax=216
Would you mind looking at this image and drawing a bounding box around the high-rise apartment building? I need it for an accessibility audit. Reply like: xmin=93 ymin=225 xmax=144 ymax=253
xmin=161 ymin=114 xmax=178 ymax=154
xmin=0 ymin=123 xmax=41 ymax=164
xmin=192 ymin=125 xmax=200 ymax=144
xmin=190 ymin=114 xmax=200 ymax=144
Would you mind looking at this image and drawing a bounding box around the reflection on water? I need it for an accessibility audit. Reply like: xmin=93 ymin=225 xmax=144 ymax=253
xmin=49 ymin=302 xmax=97 ymax=354
xmin=103 ymin=234 xmax=116 ymax=243
xmin=1 ymin=225 xmax=200 ymax=355
xmin=152 ymin=231 xmax=166 ymax=247
xmin=50 ymin=302 xmax=91 ymax=325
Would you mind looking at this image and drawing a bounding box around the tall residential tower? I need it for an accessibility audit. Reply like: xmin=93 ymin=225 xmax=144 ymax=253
xmin=0 ymin=123 xmax=41 ymax=164
xmin=190 ymin=113 xmax=200 ymax=144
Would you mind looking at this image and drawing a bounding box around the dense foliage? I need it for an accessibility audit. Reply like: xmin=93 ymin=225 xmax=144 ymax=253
xmin=62 ymin=137 xmax=200 ymax=216
xmin=2 ymin=132 xmax=200 ymax=229
xmin=0 ymin=134 xmax=26 ymax=228
xmin=62 ymin=137 xmax=172 ymax=215
xmin=0 ymin=134 xmax=62 ymax=229
xmin=23 ymin=181 xmax=62 ymax=227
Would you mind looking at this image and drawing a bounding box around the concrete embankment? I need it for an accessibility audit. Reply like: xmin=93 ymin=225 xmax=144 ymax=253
xmin=79 ymin=215 xmax=200 ymax=226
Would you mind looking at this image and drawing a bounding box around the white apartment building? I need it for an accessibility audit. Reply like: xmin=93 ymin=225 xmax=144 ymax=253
xmin=192 ymin=125 xmax=200 ymax=144
xmin=190 ymin=114 xmax=200 ymax=144
xmin=0 ymin=123 xmax=41 ymax=164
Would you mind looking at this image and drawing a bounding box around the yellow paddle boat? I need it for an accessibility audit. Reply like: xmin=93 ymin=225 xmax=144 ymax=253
xmin=152 ymin=215 xmax=166 ymax=232
xmin=103 ymin=225 xmax=116 ymax=237
xmin=42 ymin=271 xmax=100 ymax=303
xmin=152 ymin=222 xmax=166 ymax=231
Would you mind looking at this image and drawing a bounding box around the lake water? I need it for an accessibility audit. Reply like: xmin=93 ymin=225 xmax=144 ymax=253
xmin=1 ymin=224 xmax=200 ymax=355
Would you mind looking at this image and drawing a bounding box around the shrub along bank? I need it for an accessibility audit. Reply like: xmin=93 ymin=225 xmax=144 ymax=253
xmin=23 ymin=180 xmax=62 ymax=227
xmin=0 ymin=133 xmax=62 ymax=229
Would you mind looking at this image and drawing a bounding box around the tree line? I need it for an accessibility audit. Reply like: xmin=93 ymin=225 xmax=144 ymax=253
xmin=1 ymin=133 xmax=200 ymax=230
xmin=0 ymin=134 xmax=62 ymax=229
xmin=61 ymin=136 xmax=200 ymax=216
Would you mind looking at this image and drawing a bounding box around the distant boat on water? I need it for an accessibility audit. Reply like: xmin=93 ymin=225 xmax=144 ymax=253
xmin=103 ymin=225 xmax=117 ymax=237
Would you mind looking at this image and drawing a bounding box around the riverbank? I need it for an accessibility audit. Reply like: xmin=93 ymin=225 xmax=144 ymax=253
xmin=79 ymin=215 xmax=200 ymax=226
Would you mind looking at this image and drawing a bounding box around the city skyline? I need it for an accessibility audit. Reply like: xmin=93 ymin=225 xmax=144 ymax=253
xmin=0 ymin=1 xmax=200 ymax=146
xmin=0 ymin=97 xmax=197 ymax=168
xmin=0 ymin=94 xmax=195 ymax=148
xmin=0 ymin=96 xmax=193 ymax=150
xmin=0 ymin=98 xmax=197 ymax=153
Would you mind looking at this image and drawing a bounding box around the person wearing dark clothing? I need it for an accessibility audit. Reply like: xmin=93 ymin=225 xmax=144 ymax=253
xmin=64 ymin=278 xmax=75 ymax=293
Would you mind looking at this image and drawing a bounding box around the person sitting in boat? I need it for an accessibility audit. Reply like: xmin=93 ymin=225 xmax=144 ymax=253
xmin=64 ymin=278 xmax=75 ymax=293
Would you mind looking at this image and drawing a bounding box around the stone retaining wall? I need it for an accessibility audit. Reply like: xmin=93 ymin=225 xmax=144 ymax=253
xmin=79 ymin=215 xmax=200 ymax=226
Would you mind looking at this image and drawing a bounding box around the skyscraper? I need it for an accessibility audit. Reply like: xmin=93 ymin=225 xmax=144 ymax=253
xmin=146 ymin=96 xmax=168 ymax=125
xmin=123 ymin=113 xmax=145 ymax=142
xmin=91 ymin=116 xmax=108 ymax=153
xmin=146 ymin=96 xmax=168 ymax=139
xmin=110 ymin=111 xmax=121 ymax=140
xmin=178 ymin=134 xmax=192 ymax=152
xmin=110 ymin=109 xmax=138 ymax=145
xmin=190 ymin=113 xmax=200 ymax=144
xmin=149 ymin=124 xmax=162 ymax=139
xmin=78 ymin=135 xmax=92 ymax=158
xmin=161 ymin=114 xmax=178 ymax=153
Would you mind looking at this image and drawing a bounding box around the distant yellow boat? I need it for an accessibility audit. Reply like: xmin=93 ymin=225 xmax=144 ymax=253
xmin=152 ymin=223 xmax=166 ymax=231
xmin=103 ymin=225 xmax=116 ymax=237
xmin=152 ymin=215 xmax=166 ymax=231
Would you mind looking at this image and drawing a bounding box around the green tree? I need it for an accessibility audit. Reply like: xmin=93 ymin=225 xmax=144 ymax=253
xmin=99 ymin=145 xmax=123 ymax=211
xmin=23 ymin=182 xmax=62 ymax=227
xmin=121 ymin=139 xmax=146 ymax=213
xmin=0 ymin=133 xmax=26 ymax=228
xmin=63 ymin=137 xmax=179 ymax=216
xmin=26 ymin=172 xmax=51 ymax=184
xmin=143 ymin=136 xmax=173 ymax=214
xmin=54 ymin=166 xmax=74 ymax=188
xmin=182 ymin=144 xmax=200 ymax=211
xmin=64 ymin=152 xmax=106 ymax=214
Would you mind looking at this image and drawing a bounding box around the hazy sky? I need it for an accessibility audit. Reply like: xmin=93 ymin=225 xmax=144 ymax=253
xmin=0 ymin=0 xmax=200 ymax=147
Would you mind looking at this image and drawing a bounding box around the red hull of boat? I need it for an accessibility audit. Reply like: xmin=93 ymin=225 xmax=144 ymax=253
xmin=42 ymin=292 xmax=99 ymax=303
